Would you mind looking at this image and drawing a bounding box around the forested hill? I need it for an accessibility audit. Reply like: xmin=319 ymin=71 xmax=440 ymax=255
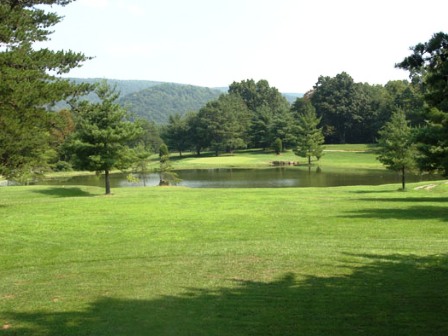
xmin=66 ymin=78 xmax=302 ymax=123
xmin=67 ymin=78 xmax=165 ymax=97
xmin=118 ymin=83 xmax=222 ymax=123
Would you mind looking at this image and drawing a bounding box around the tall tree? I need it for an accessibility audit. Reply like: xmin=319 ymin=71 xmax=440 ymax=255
xmin=195 ymin=94 xmax=250 ymax=156
xmin=384 ymin=80 xmax=425 ymax=126
xmin=292 ymin=98 xmax=325 ymax=165
xmin=310 ymin=72 xmax=363 ymax=144
xmin=377 ymin=109 xmax=417 ymax=190
xmin=0 ymin=0 xmax=91 ymax=180
xmin=229 ymin=79 xmax=292 ymax=149
xmin=69 ymin=81 xmax=141 ymax=195
xmin=162 ymin=113 xmax=191 ymax=156
xmin=186 ymin=111 xmax=208 ymax=156
xmin=396 ymin=32 xmax=448 ymax=176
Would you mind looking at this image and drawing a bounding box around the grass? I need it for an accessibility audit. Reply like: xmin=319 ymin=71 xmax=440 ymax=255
xmin=1 ymin=180 xmax=448 ymax=335
xmin=167 ymin=144 xmax=382 ymax=171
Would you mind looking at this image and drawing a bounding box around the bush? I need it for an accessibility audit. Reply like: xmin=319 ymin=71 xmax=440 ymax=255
xmin=159 ymin=143 xmax=169 ymax=158
xmin=52 ymin=161 xmax=73 ymax=172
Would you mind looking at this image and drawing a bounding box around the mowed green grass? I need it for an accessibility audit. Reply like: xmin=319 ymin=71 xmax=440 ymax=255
xmin=1 ymin=181 xmax=448 ymax=335
xmin=169 ymin=144 xmax=381 ymax=170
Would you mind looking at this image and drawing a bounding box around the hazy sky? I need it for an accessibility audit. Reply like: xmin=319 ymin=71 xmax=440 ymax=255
xmin=41 ymin=0 xmax=448 ymax=92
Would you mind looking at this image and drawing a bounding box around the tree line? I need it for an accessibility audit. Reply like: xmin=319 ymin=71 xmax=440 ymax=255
xmin=161 ymin=75 xmax=425 ymax=157
xmin=0 ymin=1 xmax=447 ymax=194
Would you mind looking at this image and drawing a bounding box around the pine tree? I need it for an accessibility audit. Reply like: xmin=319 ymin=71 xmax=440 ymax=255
xmin=396 ymin=32 xmax=448 ymax=176
xmin=377 ymin=109 xmax=417 ymax=190
xmin=69 ymin=81 xmax=141 ymax=195
xmin=0 ymin=0 xmax=91 ymax=180
xmin=292 ymin=100 xmax=325 ymax=165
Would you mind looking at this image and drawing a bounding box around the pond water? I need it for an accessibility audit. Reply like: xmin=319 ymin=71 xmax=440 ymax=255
xmin=39 ymin=167 xmax=442 ymax=188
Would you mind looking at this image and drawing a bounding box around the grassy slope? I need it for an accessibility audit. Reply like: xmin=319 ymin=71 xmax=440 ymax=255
xmin=1 ymin=181 xmax=448 ymax=335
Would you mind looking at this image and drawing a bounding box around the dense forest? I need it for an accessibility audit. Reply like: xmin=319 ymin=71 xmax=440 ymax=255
xmin=160 ymin=75 xmax=425 ymax=157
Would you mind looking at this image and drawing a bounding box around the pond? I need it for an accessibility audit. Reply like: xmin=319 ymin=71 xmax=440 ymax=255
xmin=39 ymin=167 xmax=442 ymax=188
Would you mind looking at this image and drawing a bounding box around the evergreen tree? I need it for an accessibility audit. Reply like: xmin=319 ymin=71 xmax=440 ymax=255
xmin=377 ymin=110 xmax=417 ymax=190
xmin=163 ymin=113 xmax=191 ymax=156
xmin=229 ymin=79 xmax=291 ymax=149
xmin=396 ymin=32 xmax=448 ymax=176
xmin=69 ymin=81 xmax=141 ymax=195
xmin=195 ymin=94 xmax=250 ymax=156
xmin=0 ymin=0 xmax=91 ymax=180
xmin=292 ymin=98 xmax=325 ymax=165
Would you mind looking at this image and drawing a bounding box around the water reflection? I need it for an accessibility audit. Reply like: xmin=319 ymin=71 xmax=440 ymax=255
xmin=40 ymin=167 xmax=441 ymax=189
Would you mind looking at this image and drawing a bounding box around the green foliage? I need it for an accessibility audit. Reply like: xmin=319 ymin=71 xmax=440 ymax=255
xmin=229 ymin=79 xmax=293 ymax=149
xmin=159 ymin=143 xmax=169 ymax=158
xmin=162 ymin=113 xmax=192 ymax=156
xmin=52 ymin=160 xmax=73 ymax=172
xmin=397 ymin=32 xmax=448 ymax=176
xmin=128 ymin=144 xmax=152 ymax=186
xmin=384 ymin=80 xmax=425 ymax=126
xmin=157 ymin=154 xmax=180 ymax=186
xmin=68 ymin=81 xmax=142 ymax=194
xmin=134 ymin=119 xmax=164 ymax=153
xmin=308 ymin=73 xmax=420 ymax=144
xmin=273 ymin=138 xmax=282 ymax=155
xmin=119 ymin=83 xmax=221 ymax=123
xmin=292 ymin=98 xmax=325 ymax=164
xmin=0 ymin=1 xmax=91 ymax=181
xmin=311 ymin=72 xmax=361 ymax=143
xmin=195 ymin=93 xmax=251 ymax=156
xmin=377 ymin=109 xmax=417 ymax=189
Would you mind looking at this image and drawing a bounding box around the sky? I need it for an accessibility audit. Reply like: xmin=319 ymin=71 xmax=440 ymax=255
xmin=41 ymin=0 xmax=448 ymax=93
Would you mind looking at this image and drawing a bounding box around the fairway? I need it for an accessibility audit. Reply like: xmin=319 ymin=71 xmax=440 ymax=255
xmin=1 ymin=182 xmax=448 ymax=335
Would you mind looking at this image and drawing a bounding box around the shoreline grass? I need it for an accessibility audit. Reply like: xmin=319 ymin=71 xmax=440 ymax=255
xmin=1 ymin=180 xmax=448 ymax=335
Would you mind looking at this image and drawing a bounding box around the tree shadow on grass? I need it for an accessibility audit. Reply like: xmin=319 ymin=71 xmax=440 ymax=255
xmin=350 ymin=190 xmax=407 ymax=194
xmin=32 ymin=187 xmax=96 ymax=198
xmin=343 ymin=205 xmax=448 ymax=222
xmin=358 ymin=197 xmax=448 ymax=203
xmin=4 ymin=254 xmax=448 ymax=336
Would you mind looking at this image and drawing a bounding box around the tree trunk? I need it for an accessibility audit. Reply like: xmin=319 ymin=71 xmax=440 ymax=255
xmin=105 ymin=169 xmax=111 ymax=195
xmin=308 ymin=155 xmax=311 ymax=165
xmin=401 ymin=166 xmax=406 ymax=190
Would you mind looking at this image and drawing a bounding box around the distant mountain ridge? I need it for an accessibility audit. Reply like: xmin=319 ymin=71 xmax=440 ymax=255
xmin=66 ymin=78 xmax=303 ymax=123
xmin=118 ymin=83 xmax=222 ymax=124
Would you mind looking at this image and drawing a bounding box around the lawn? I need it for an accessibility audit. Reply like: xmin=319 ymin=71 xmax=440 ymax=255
xmin=167 ymin=144 xmax=382 ymax=170
xmin=1 ymin=180 xmax=448 ymax=335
